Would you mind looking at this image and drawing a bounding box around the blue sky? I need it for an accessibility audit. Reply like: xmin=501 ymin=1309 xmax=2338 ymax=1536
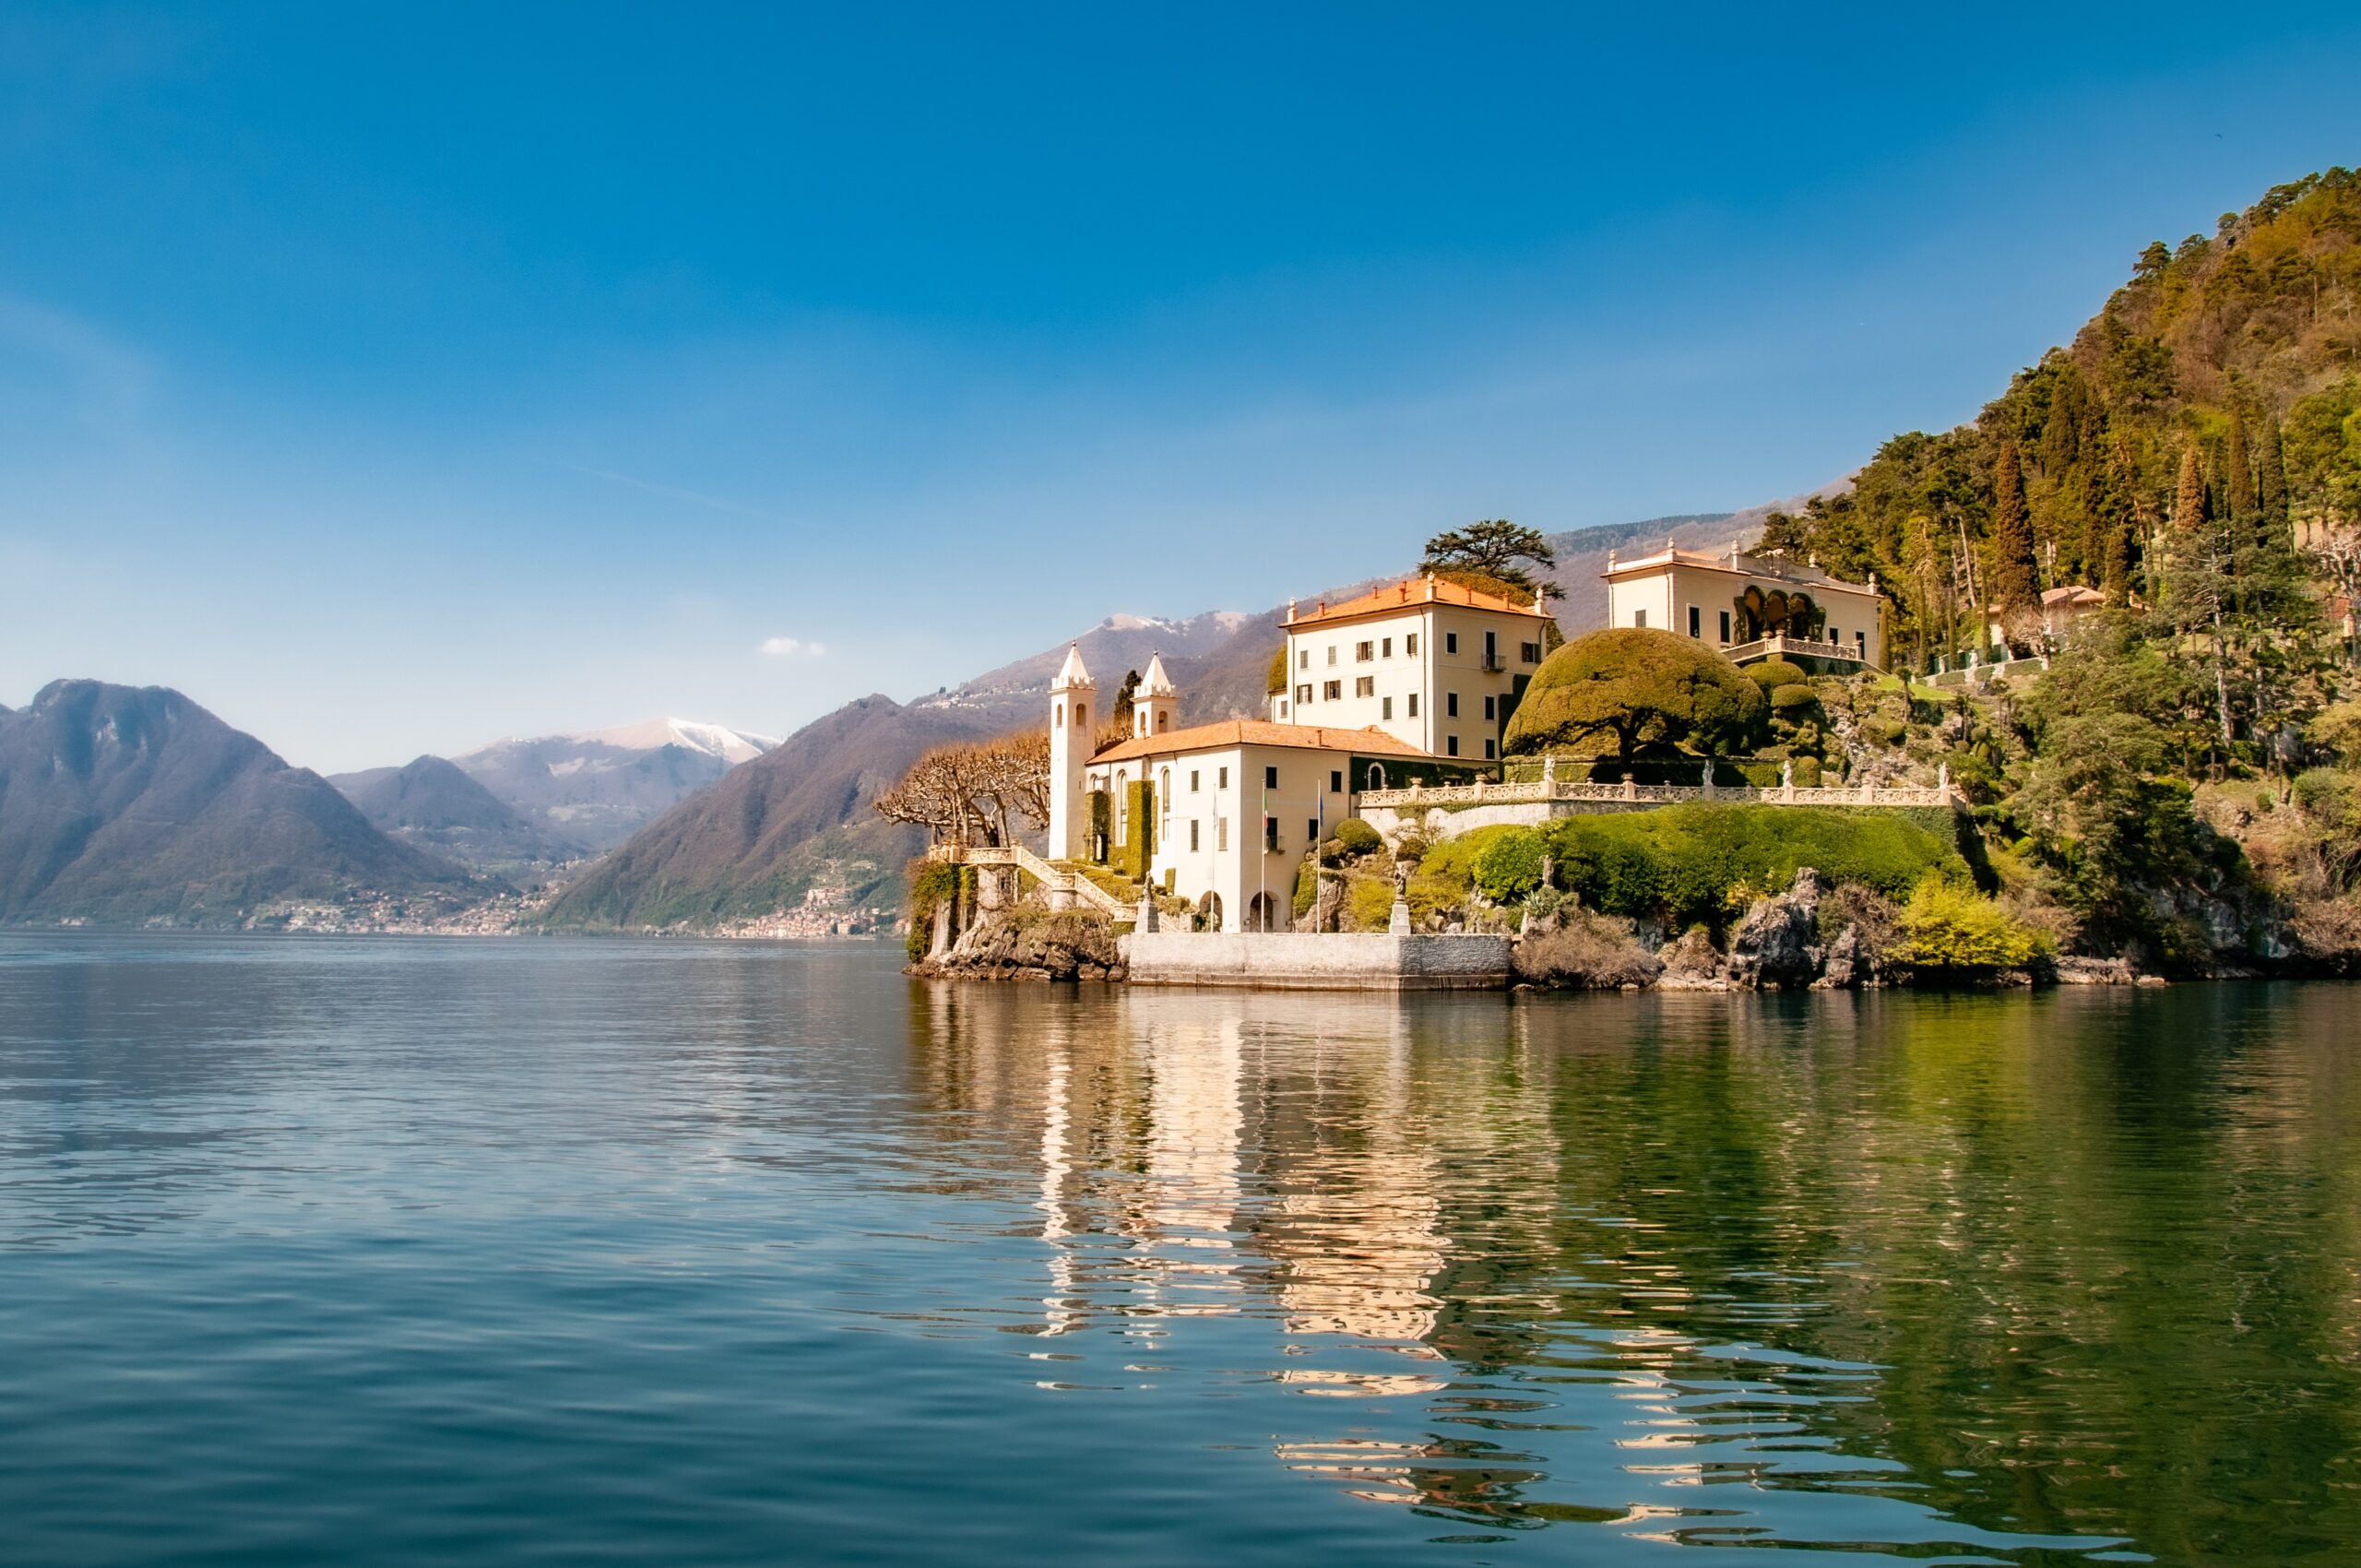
xmin=2 ymin=4 xmax=2356 ymax=771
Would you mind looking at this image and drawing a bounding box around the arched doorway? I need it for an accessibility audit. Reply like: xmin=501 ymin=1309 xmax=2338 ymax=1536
xmin=1246 ymin=892 xmax=1284 ymax=932
xmin=1196 ymin=891 xmax=1223 ymax=932
xmin=1365 ymin=763 xmax=1386 ymax=790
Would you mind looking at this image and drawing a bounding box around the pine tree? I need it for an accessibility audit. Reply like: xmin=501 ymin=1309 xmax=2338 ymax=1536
xmin=1987 ymin=442 xmax=2040 ymax=642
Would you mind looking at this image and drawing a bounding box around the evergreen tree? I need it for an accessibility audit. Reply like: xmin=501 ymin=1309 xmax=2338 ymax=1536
xmin=2259 ymin=413 xmax=2292 ymax=540
xmin=1987 ymin=442 xmax=2040 ymax=641
xmin=2163 ymin=445 xmax=2235 ymax=751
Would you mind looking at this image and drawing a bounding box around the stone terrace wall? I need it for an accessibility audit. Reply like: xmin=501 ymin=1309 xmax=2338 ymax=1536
xmin=1121 ymin=931 xmax=1512 ymax=991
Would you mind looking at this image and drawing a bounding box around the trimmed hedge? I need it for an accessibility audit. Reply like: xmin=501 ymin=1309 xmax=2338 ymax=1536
xmin=1414 ymin=806 xmax=1966 ymax=931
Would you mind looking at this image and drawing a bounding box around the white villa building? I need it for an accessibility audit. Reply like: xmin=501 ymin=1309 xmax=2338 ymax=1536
xmin=1602 ymin=541 xmax=1887 ymax=671
xmin=1046 ymin=575 xmax=1504 ymax=931
xmin=1265 ymin=576 xmax=1557 ymax=761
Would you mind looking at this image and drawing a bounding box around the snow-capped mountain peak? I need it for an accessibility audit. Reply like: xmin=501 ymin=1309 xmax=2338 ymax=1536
xmin=559 ymin=718 xmax=778 ymax=766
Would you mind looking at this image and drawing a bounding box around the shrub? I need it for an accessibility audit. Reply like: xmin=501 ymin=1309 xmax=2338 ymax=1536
xmin=1771 ymin=683 xmax=1818 ymax=714
xmin=1292 ymin=859 xmax=1319 ymax=918
xmin=1266 ymin=647 xmax=1288 ymax=695
xmin=1471 ymin=828 xmax=1548 ymax=903
xmin=1791 ymin=755 xmax=1821 ymax=787
xmin=1504 ymin=627 xmax=1765 ymax=760
xmin=1541 ymin=803 xmax=1964 ymax=933
xmin=1333 ymin=817 xmax=1383 ymax=857
xmin=1347 ymin=875 xmax=1397 ymax=931
xmin=1513 ymin=911 xmax=1664 ymax=989
xmin=1896 ymin=874 xmax=2048 ymax=971
xmin=1747 ymin=657 xmax=1809 ymax=693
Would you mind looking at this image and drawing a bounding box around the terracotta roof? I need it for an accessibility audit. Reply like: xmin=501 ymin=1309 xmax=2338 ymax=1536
xmin=1288 ymin=575 xmax=1549 ymax=628
xmin=2041 ymin=585 xmax=2106 ymax=608
xmin=1091 ymin=719 xmax=1433 ymax=765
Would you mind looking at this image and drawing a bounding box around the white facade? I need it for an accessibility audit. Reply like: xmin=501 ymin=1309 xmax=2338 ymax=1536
xmin=1046 ymin=644 xmax=1096 ymax=861
xmin=1601 ymin=543 xmax=1887 ymax=670
xmin=1265 ymin=576 xmax=1553 ymax=763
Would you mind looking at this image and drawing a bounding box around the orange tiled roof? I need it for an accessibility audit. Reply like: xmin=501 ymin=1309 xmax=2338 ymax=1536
xmin=1091 ymin=719 xmax=1434 ymax=765
xmin=1287 ymin=574 xmax=1549 ymax=628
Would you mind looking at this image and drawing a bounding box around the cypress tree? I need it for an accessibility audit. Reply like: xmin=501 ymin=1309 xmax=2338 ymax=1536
xmin=2259 ymin=413 xmax=2291 ymax=540
xmin=1988 ymin=442 xmax=2040 ymax=622
xmin=2225 ymin=412 xmax=2254 ymax=531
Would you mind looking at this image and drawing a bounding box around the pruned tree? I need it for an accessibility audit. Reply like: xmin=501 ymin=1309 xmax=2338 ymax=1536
xmin=1502 ymin=628 xmax=1765 ymax=763
xmin=1421 ymin=519 xmax=1557 ymax=599
xmin=874 ymin=731 xmax=1050 ymax=849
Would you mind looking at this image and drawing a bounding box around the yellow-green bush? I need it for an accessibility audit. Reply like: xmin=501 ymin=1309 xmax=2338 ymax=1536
xmin=1896 ymin=874 xmax=2048 ymax=970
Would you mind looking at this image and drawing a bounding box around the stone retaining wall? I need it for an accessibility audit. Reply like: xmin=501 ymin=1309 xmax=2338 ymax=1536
xmin=1120 ymin=931 xmax=1512 ymax=991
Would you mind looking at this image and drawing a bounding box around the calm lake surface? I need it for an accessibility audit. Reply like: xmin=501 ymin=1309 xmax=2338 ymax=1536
xmin=2 ymin=936 xmax=2356 ymax=1566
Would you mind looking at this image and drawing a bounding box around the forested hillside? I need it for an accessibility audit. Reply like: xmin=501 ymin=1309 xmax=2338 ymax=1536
xmin=1766 ymin=167 xmax=2360 ymax=686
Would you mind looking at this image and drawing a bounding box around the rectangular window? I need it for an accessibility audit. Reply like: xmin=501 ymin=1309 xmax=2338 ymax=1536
xmin=1276 ymin=700 xmax=1287 ymax=719
xmin=1634 ymin=608 xmax=1647 ymax=628
xmin=1264 ymin=766 xmax=1278 ymax=790
xmin=1326 ymin=646 xmax=1337 ymax=666
xmin=1329 ymin=769 xmax=1343 ymax=793
xmin=1520 ymin=641 xmax=1542 ymax=663
xmin=1381 ymin=637 xmax=1393 ymax=658
xmin=1353 ymin=676 xmax=1374 ymax=697
xmin=1857 ymin=630 xmax=1868 ymax=656
xmin=1308 ymin=817 xmax=1319 ymax=842
xmin=1218 ymin=766 xmax=1228 ymax=789
xmin=1444 ymin=632 xmax=1458 ymax=655
xmin=1485 ymin=631 xmax=1498 ymax=668
xmin=1296 ymin=683 xmax=1312 ymax=704
xmin=1382 ymin=696 xmax=1393 ymax=719
xmin=1406 ymin=633 xmax=1419 ymax=656
xmin=1446 ymin=693 xmax=1459 ymax=718
xmin=1216 ymin=817 xmax=1228 ymax=851
xmin=1446 ymin=735 xmax=1460 ymax=756
xmin=1190 ymin=820 xmax=1200 ymax=851
xmin=1719 ymin=610 xmax=1731 ymax=643
xmin=1484 ymin=738 xmax=1497 ymax=760
xmin=1299 ymin=649 xmax=1309 ymax=670
xmin=1322 ymin=680 xmax=1341 ymax=701
xmin=1190 ymin=770 xmax=1200 ymax=791
xmin=1407 ymin=694 xmax=1419 ymax=718
xmin=1264 ymin=817 xmax=1279 ymax=852
xmin=1483 ymin=695 xmax=1495 ymax=720
xmin=1687 ymin=605 xmax=1702 ymax=638
xmin=1356 ymin=640 xmax=1373 ymax=661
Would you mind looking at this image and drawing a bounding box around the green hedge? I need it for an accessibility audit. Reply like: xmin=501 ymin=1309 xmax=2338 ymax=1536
xmin=1413 ymin=805 xmax=1966 ymax=930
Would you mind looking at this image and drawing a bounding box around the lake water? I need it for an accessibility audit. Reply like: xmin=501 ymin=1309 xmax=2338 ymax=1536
xmin=2 ymin=935 xmax=2356 ymax=1566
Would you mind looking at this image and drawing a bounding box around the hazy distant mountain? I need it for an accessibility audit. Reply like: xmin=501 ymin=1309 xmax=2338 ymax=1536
xmin=329 ymin=754 xmax=564 ymax=872
xmin=0 ymin=680 xmax=479 ymax=926
xmin=540 ymin=695 xmax=1002 ymax=928
xmin=449 ymin=718 xmax=778 ymax=854
xmin=923 ymin=610 xmax=1255 ymax=715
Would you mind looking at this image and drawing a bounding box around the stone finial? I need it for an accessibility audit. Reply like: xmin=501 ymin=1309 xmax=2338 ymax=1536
xmin=1287 ymin=597 xmax=1298 ymax=623
xmin=1607 ymin=548 xmax=1617 ymax=567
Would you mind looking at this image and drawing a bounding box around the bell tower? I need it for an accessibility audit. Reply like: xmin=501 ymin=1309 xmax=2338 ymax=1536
xmin=1048 ymin=644 xmax=1096 ymax=861
xmin=1133 ymin=652 xmax=1178 ymax=738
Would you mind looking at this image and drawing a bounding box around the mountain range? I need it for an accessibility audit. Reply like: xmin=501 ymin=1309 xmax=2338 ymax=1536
xmin=328 ymin=717 xmax=779 ymax=865
xmin=0 ymin=681 xmax=481 ymax=926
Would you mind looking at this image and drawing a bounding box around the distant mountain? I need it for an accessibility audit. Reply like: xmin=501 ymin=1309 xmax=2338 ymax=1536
xmin=540 ymin=695 xmax=1003 ymax=928
xmin=448 ymin=718 xmax=777 ymax=854
xmin=329 ymin=754 xmax=563 ymax=872
xmin=0 ymin=680 xmax=480 ymax=926
xmin=926 ymin=610 xmax=1255 ymax=713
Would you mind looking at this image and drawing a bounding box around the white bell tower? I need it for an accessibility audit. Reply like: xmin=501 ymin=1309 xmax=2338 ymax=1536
xmin=1048 ymin=644 xmax=1096 ymax=861
xmin=1133 ymin=652 xmax=1178 ymax=738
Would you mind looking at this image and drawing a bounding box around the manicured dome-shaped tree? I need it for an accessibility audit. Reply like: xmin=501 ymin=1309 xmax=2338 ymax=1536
xmin=1502 ymin=627 xmax=1765 ymax=762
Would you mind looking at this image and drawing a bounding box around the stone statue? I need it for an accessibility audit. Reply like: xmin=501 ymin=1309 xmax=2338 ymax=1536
xmin=1938 ymin=761 xmax=1951 ymax=790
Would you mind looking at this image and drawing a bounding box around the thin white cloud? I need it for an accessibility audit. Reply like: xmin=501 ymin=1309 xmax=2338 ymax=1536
xmin=564 ymin=463 xmax=782 ymax=522
xmin=759 ymin=636 xmax=825 ymax=657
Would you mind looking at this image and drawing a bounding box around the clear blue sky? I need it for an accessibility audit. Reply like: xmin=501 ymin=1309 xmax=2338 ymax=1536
xmin=3 ymin=4 xmax=2355 ymax=770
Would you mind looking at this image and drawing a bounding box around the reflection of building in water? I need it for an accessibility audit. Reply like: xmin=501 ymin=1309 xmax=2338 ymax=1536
xmin=1128 ymin=1016 xmax=1247 ymax=1320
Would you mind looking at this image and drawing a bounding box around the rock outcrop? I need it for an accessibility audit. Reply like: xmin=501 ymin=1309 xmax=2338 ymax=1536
xmin=908 ymin=909 xmax=1125 ymax=982
xmin=1726 ymin=869 xmax=1824 ymax=991
xmin=1655 ymin=927 xmax=1728 ymax=990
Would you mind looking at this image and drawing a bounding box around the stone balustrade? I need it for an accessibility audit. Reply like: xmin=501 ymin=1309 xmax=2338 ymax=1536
xmin=1359 ymin=778 xmax=1962 ymax=811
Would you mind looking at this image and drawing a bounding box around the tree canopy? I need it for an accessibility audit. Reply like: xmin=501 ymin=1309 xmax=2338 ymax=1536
xmin=1421 ymin=519 xmax=1557 ymax=597
xmin=1502 ymin=628 xmax=1765 ymax=761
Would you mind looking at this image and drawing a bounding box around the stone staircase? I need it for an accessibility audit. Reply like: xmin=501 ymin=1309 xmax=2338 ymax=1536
xmin=928 ymin=843 xmax=1130 ymax=917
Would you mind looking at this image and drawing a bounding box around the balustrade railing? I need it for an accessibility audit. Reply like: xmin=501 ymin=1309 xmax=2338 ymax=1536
xmin=1358 ymin=778 xmax=1960 ymax=811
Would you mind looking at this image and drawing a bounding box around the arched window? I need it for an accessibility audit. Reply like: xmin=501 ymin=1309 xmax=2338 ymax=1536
xmin=1054 ymin=701 xmax=1062 ymax=730
xmin=1114 ymin=770 xmax=1128 ymax=843
xmin=1157 ymin=710 xmax=1169 ymax=732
